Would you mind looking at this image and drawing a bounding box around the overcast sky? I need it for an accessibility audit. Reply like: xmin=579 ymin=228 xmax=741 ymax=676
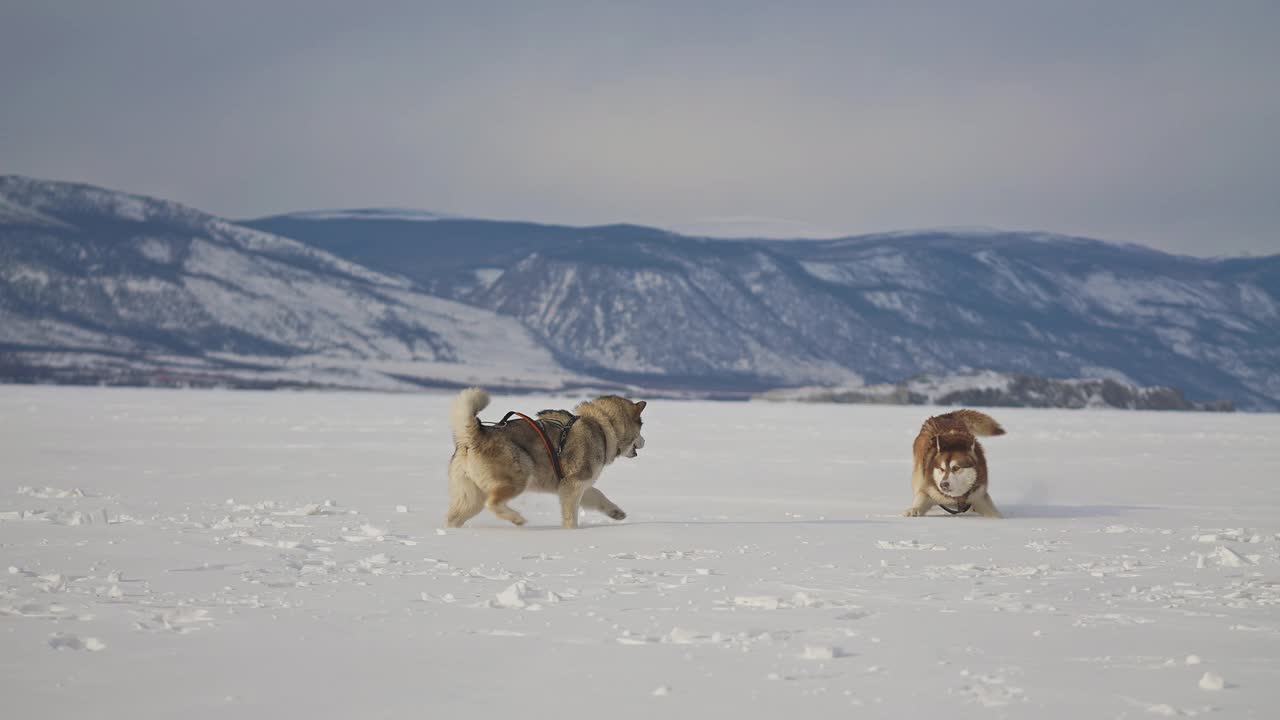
xmin=2 ymin=1 xmax=1278 ymax=256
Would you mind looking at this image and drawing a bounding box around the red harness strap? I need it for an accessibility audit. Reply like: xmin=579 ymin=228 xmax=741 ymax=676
xmin=501 ymin=411 xmax=566 ymax=481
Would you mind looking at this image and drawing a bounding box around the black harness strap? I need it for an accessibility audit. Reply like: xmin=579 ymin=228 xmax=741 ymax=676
xmin=551 ymin=415 xmax=579 ymax=458
xmin=938 ymin=501 xmax=971 ymax=515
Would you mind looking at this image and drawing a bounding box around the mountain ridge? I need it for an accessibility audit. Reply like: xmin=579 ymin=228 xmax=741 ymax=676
xmin=0 ymin=175 xmax=594 ymax=393
xmin=3 ymin=176 xmax=1277 ymax=409
xmin=244 ymin=205 xmax=1279 ymax=408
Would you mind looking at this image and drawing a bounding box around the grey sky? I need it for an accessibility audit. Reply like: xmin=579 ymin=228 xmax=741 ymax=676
xmin=2 ymin=1 xmax=1278 ymax=256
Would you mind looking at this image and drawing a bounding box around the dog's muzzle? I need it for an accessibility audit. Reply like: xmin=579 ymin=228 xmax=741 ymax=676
xmin=935 ymin=467 xmax=976 ymax=497
xmin=626 ymin=434 xmax=645 ymax=458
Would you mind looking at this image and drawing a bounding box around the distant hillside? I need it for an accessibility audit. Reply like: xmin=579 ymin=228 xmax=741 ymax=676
xmin=0 ymin=177 xmax=595 ymax=392
xmin=757 ymin=370 xmax=1235 ymax=412
xmin=2 ymin=176 xmax=1276 ymax=407
xmin=245 ymin=211 xmax=1280 ymax=409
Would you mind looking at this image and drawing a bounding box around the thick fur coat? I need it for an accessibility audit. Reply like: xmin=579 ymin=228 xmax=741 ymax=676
xmin=446 ymin=388 xmax=646 ymax=529
xmin=903 ymin=409 xmax=1005 ymax=518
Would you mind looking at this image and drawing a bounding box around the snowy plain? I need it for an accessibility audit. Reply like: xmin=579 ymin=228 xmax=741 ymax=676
xmin=2 ymin=385 xmax=1278 ymax=719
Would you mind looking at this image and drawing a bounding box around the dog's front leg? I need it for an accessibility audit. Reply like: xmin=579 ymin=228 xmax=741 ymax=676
xmin=558 ymin=480 xmax=589 ymax=529
xmin=902 ymin=492 xmax=936 ymax=517
xmin=970 ymin=492 xmax=1003 ymax=518
xmin=581 ymin=486 xmax=626 ymax=521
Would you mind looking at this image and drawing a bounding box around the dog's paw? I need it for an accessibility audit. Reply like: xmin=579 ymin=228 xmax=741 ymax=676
xmin=607 ymin=508 xmax=627 ymax=521
xmin=510 ymin=514 xmax=527 ymax=526
xmin=902 ymin=508 xmax=927 ymax=517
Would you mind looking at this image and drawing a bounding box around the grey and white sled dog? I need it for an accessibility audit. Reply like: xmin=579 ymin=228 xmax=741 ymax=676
xmin=446 ymin=388 xmax=647 ymax=529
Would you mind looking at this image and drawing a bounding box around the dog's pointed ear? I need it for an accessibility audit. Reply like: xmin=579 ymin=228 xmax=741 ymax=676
xmin=634 ymin=400 xmax=647 ymax=415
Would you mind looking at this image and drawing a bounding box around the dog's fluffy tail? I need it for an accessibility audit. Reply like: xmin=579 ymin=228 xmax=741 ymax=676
xmin=943 ymin=409 xmax=1006 ymax=437
xmin=451 ymin=387 xmax=490 ymax=446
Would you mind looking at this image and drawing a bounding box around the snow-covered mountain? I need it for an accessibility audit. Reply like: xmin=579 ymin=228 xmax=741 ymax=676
xmin=4 ymin=176 xmax=1277 ymax=408
xmin=246 ymin=213 xmax=1280 ymax=409
xmin=0 ymin=177 xmax=589 ymax=391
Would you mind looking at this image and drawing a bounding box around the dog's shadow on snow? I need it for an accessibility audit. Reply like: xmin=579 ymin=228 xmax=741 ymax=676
xmin=998 ymin=504 xmax=1157 ymax=519
xmin=584 ymin=518 xmax=889 ymax=529
xmin=499 ymin=518 xmax=889 ymax=531
xmin=464 ymin=505 xmax=1156 ymax=530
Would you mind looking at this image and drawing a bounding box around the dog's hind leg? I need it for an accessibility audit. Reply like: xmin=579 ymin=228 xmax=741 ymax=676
xmin=580 ymin=486 xmax=626 ymax=521
xmin=970 ymin=492 xmax=1003 ymax=519
xmin=485 ymin=484 xmax=527 ymax=527
xmin=902 ymin=492 xmax=936 ymax=517
xmin=446 ymin=454 xmax=485 ymax=528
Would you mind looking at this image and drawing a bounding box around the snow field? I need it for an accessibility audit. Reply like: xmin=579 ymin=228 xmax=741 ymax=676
xmin=2 ymin=386 xmax=1278 ymax=718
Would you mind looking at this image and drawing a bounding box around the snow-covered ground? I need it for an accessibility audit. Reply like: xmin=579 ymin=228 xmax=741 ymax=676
xmin=2 ymin=386 xmax=1278 ymax=718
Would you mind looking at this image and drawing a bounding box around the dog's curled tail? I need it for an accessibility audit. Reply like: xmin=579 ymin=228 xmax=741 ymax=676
xmin=451 ymin=387 xmax=491 ymax=446
xmin=948 ymin=409 xmax=1006 ymax=437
